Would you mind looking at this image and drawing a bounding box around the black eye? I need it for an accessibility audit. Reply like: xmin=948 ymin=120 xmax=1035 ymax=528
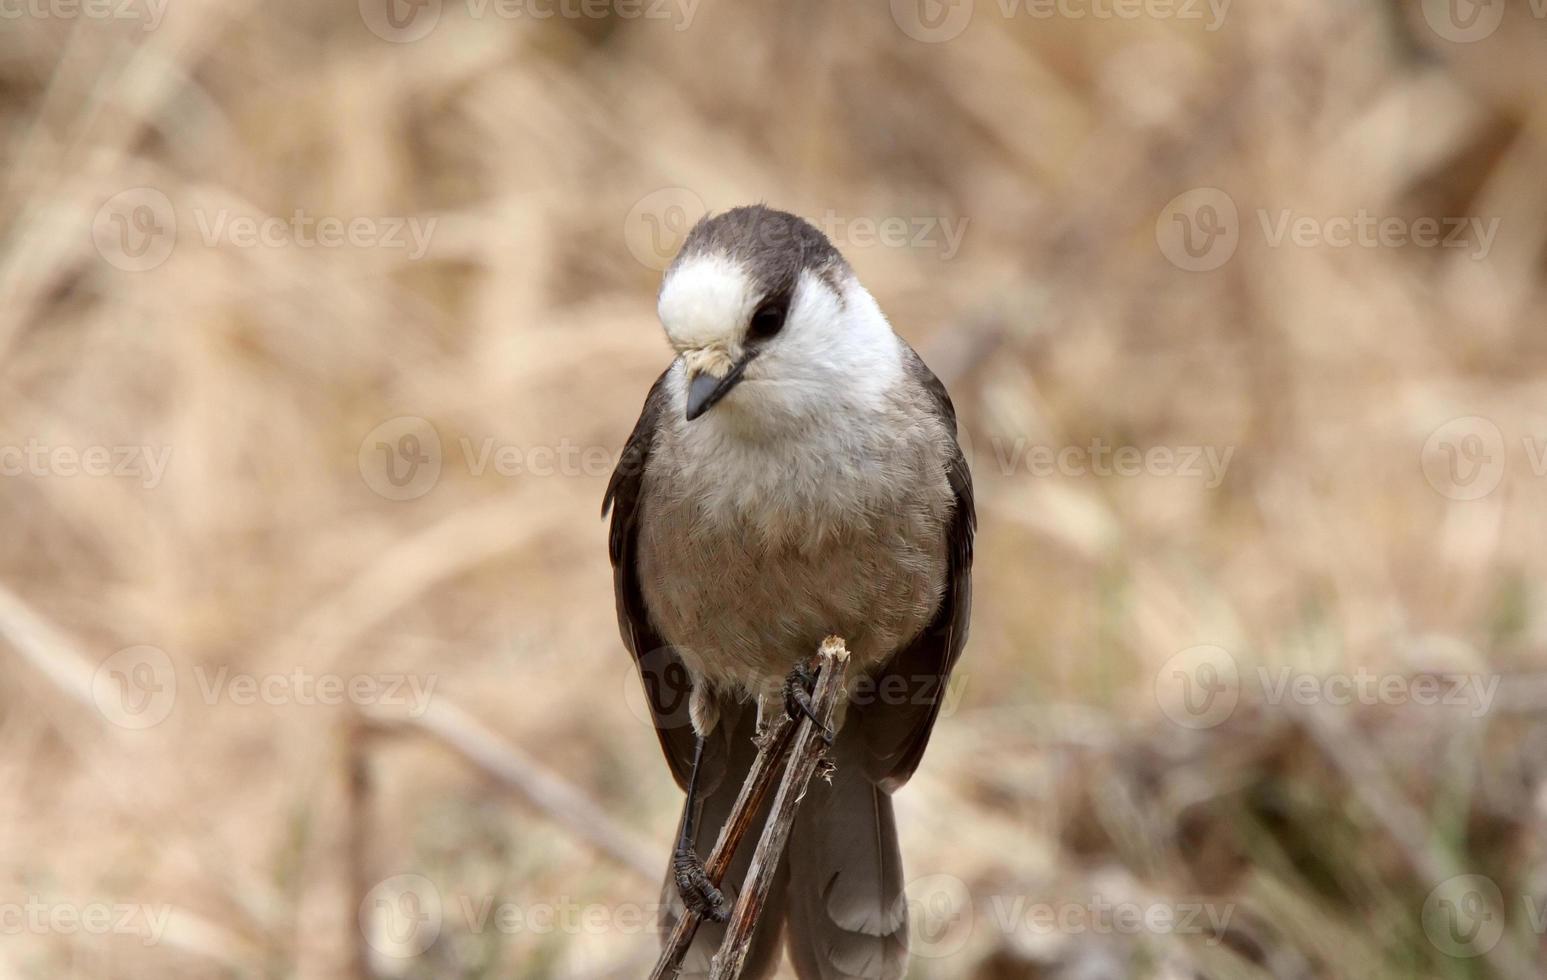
xmin=747 ymin=300 xmax=787 ymax=342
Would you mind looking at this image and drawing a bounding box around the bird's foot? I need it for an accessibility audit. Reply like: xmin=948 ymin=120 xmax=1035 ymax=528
xmin=672 ymin=845 xmax=730 ymax=923
xmin=783 ymin=659 xmax=834 ymax=745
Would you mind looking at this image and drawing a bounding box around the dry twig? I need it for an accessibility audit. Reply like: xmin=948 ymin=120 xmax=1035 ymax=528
xmin=647 ymin=706 xmax=798 ymax=979
xmin=709 ymin=637 xmax=850 ymax=980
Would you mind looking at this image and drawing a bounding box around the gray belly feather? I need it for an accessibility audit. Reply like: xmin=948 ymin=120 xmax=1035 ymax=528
xmin=636 ymin=407 xmax=954 ymax=698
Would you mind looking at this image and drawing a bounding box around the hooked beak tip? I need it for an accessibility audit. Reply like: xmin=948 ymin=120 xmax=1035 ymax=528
xmin=683 ymin=350 xmax=758 ymax=421
xmin=684 ymin=371 xmax=720 ymax=421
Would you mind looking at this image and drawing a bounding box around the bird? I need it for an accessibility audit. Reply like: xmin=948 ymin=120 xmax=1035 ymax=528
xmin=604 ymin=204 xmax=974 ymax=980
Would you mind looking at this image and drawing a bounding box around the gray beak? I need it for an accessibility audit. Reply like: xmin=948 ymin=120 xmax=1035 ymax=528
xmin=684 ymin=351 xmax=758 ymax=421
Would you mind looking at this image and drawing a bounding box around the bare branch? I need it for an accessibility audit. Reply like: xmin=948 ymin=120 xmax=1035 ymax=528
xmin=709 ymin=637 xmax=851 ymax=980
xmin=647 ymin=709 xmax=798 ymax=979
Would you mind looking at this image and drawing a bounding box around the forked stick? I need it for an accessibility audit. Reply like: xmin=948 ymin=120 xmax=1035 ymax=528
xmin=709 ymin=637 xmax=850 ymax=980
xmin=648 ymin=698 xmax=799 ymax=979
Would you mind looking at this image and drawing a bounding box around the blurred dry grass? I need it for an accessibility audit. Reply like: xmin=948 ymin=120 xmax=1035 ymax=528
xmin=2 ymin=0 xmax=1546 ymax=977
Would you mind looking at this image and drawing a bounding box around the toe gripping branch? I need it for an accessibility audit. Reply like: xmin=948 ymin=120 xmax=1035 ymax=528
xmin=649 ymin=637 xmax=851 ymax=980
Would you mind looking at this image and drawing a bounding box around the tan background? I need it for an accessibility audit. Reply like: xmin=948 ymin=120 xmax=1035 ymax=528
xmin=2 ymin=0 xmax=1546 ymax=976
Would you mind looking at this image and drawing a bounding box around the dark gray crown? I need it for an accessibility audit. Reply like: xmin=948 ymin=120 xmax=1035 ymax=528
xmin=668 ymin=205 xmax=849 ymax=299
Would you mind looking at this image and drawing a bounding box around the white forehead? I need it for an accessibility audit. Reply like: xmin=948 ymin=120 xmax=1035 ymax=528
xmin=657 ymin=254 xmax=757 ymax=350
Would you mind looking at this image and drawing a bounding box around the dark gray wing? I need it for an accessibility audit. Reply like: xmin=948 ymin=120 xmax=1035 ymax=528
xmin=855 ymin=345 xmax=975 ymax=793
xmin=603 ymin=367 xmax=698 ymax=790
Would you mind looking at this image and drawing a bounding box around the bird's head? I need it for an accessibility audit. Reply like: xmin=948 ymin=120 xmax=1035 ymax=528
xmin=656 ymin=205 xmax=901 ymax=426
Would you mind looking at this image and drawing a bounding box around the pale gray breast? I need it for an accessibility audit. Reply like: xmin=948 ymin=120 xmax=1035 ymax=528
xmin=635 ymin=390 xmax=956 ymax=696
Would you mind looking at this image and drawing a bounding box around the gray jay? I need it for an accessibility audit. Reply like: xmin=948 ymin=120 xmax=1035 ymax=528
xmin=604 ymin=205 xmax=974 ymax=979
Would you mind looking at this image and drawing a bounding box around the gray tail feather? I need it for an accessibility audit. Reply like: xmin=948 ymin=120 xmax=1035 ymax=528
xmin=784 ymin=733 xmax=909 ymax=980
xmin=659 ymin=702 xmax=788 ymax=980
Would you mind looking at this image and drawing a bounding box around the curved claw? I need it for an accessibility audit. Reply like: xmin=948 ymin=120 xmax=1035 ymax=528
xmin=672 ymin=845 xmax=730 ymax=923
xmin=783 ymin=660 xmax=834 ymax=744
